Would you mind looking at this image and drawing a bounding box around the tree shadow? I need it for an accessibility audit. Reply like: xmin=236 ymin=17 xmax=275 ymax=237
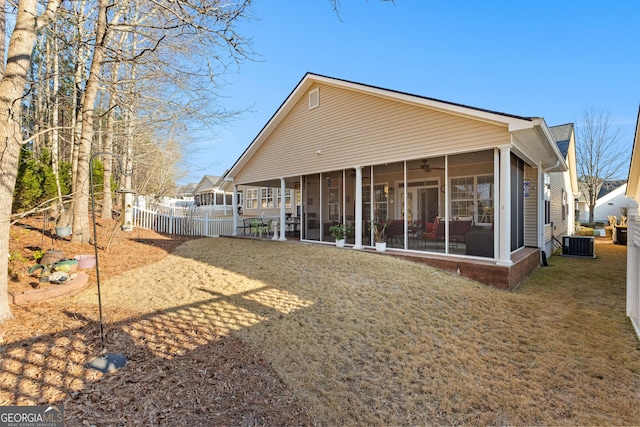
xmin=0 ymin=286 xmax=314 ymax=425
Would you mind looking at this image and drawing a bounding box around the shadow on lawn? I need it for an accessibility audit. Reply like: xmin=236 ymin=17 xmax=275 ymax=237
xmin=0 ymin=286 xmax=314 ymax=426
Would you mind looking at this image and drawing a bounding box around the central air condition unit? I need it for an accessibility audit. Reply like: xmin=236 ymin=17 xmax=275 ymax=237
xmin=562 ymin=236 xmax=596 ymax=258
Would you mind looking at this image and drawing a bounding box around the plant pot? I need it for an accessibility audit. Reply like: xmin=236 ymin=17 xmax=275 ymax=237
xmin=55 ymin=226 xmax=72 ymax=237
xmin=335 ymin=239 xmax=346 ymax=248
xmin=75 ymin=254 xmax=96 ymax=269
xmin=375 ymin=241 xmax=387 ymax=252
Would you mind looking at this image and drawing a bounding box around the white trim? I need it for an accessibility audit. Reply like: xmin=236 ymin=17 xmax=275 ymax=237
xmin=498 ymin=146 xmax=513 ymax=266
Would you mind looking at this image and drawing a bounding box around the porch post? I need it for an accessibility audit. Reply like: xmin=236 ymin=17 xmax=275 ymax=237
xmin=353 ymin=166 xmax=363 ymax=249
xmin=232 ymin=184 xmax=239 ymax=236
xmin=280 ymin=178 xmax=287 ymax=241
xmin=222 ymin=190 xmax=228 ymax=215
xmin=498 ymin=145 xmax=513 ymax=266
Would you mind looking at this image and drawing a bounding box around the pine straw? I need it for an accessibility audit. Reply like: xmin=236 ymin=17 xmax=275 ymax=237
xmin=2 ymin=236 xmax=640 ymax=425
xmin=70 ymin=238 xmax=640 ymax=424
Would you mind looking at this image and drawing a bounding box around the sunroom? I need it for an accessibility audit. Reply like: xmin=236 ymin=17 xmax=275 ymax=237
xmin=223 ymin=73 xmax=566 ymax=288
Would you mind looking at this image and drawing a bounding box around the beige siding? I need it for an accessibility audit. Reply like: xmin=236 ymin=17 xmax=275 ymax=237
xmin=550 ymin=171 xmax=569 ymax=238
xmin=235 ymin=83 xmax=511 ymax=184
xmin=524 ymin=165 xmax=539 ymax=246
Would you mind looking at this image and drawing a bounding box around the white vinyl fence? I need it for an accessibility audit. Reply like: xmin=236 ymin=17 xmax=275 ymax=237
xmin=133 ymin=206 xmax=235 ymax=237
xmin=627 ymin=201 xmax=640 ymax=340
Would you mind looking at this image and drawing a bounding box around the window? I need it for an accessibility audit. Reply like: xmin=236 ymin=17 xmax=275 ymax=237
xmin=477 ymin=176 xmax=494 ymax=224
xmin=261 ymin=188 xmax=274 ymax=209
xmin=561 ymin=188 xmax=567 ymax=221
xmin=544 ymin=174 xmax=551 ymax=224
xmin=450 ymin=175 xmax=494 ymax=223
xmin=363 ymin=185 xmax=371 ymax=221
xmin=362 ymin=183 xmax=388 ymax=220
xmin=245 ymin=189 xmax=258 ymax=209
xmin=373 ymin=184 xmax=388 ymax=220
xmin=450 ymin=177 xmax=474 ymax=218
xmin=277 ymin=189 xmax=293 ymax=208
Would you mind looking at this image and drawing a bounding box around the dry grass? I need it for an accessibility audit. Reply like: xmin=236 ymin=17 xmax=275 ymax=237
xmin=60 ymin=237 xmax=640 ymax=425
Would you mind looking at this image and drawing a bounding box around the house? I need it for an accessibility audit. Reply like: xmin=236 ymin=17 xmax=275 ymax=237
xmin=576 ymin=180 xmax=631 ymax=224
xmin=595 ymin=182 xmax=631 ymax=223
xmin=625 ymin=105 xmax=640 ymax=339
xmin=221 ymin=73 xmax=570 ymax=289
xmin=192 ymin=175 xmax=236 ymax=214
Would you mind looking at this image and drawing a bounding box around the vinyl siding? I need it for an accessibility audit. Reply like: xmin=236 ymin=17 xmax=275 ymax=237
xmin=524 ymin=165 xmax=539 ymax=247
xmin=550 ymin=170 xmax=569 ymax=238
xmin=235 ymin=83 xmax=511 ymax=184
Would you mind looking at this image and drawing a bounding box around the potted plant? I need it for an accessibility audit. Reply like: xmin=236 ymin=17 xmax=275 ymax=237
xmin=370 ymin=219 xmax=389 ymax=252
xmin=329 ymin=223 xmax=354 ymax=247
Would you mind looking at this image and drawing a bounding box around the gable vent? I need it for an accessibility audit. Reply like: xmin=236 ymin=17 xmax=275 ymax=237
xmin=309 ymin=88 xmax=319 ymax=109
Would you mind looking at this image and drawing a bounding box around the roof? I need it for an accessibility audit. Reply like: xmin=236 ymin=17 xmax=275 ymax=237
xmin=310 ymin=73 xmax=536 ymax=122
xmin=192 ymin=175 xmax=222 ymax=194
xmin=598 ymin=180 xmax=627 ymax=199
xmin=549 ymin=123 xmax=574 ymax=159
xmin=224 ymin=72 xmax=567 ymax=182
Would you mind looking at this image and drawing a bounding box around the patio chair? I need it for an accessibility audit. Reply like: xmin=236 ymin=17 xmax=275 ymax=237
xmin=449 ymin=220 xmax=473 ymax=243
xmin=236 ymin=218 xmax=252 ymax=235
xmin=423 ymin=219 xmax=445 ymax=245
xmin=386 ymin=220 xmax=404 ymax=244
xmin=250 ymin=219 xmax=270 ymax=238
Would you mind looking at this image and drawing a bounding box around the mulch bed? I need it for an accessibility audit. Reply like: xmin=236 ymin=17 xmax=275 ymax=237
xmin=1 ymin=216 xmax=314 ymax=426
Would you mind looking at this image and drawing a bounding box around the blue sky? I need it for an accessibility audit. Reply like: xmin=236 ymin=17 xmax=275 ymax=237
xmin=179 ymin=0 xmax=639 ymax=185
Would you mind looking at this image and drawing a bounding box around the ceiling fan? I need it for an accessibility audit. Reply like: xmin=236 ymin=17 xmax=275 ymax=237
xmin=410 ymin=159 xmax=445 ymax=173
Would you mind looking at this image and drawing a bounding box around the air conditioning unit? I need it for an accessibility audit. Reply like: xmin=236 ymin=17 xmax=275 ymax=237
xmin=562 ymin=236 xmax=596 ymax=258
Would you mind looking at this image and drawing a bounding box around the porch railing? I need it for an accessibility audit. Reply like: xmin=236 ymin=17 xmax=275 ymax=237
xmin=133 ymin=206 xmax=235 ymax=237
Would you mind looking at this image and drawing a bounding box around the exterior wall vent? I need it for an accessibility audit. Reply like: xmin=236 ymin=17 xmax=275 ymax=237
xmin=309 ymin=88 xmax=319 ymax=109
xmin=562 ymin=236 xmax=595 ymax=258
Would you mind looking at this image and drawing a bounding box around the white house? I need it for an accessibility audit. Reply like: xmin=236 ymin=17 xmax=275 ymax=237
xmin=625 ymin=106 xmax=640 ymax=339
xmin=577 ymin=181 xmax=631 ymax=224
xmin=222 ymin=73 xmax=572 ymax=290
xmin=192 ymin=175 xmax=236 ymax=215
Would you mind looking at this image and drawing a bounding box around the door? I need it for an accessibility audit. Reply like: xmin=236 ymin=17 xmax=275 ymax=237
xmin=402 ymin=186 xmax=439 ymax=226
xmin=419 ymin=187 xmax=439 ymax=226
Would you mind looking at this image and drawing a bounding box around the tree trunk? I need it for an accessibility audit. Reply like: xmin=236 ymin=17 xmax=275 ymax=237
xmin=0 ymin=0 xmax=60 ymax=321
xmin=72 ymin=0 xmax=109 ymax=243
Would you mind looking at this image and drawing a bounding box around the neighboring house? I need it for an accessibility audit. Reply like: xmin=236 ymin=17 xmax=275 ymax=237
xmin=625 ymin=105 xmax=640 ymax=339
xmin=192 ymin=175 xmax=236 ymax=214
xmin=576 ymin=180 xmax=630 ymax=223
xmin=594 ymin=182 xmax=631 ymax=223
xmin=221 ymin=73 xmax=569 ymax=289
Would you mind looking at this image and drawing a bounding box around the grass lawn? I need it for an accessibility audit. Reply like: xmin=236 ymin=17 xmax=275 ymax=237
xmin=63 ymin=236 xmax=640 ymax=425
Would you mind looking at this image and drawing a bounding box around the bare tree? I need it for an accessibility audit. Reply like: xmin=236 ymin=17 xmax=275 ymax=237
xmin=0 ymin=0 xmax=61 ymax=321
xmin=576 ymin=107 xmax=626 ymax=224
xmin=71 ymin=0 xmax=111 ymax=243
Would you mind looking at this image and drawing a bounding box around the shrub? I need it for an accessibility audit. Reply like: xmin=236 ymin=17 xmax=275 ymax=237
xmin=577 ymin=227 xmax=594 ymax=236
